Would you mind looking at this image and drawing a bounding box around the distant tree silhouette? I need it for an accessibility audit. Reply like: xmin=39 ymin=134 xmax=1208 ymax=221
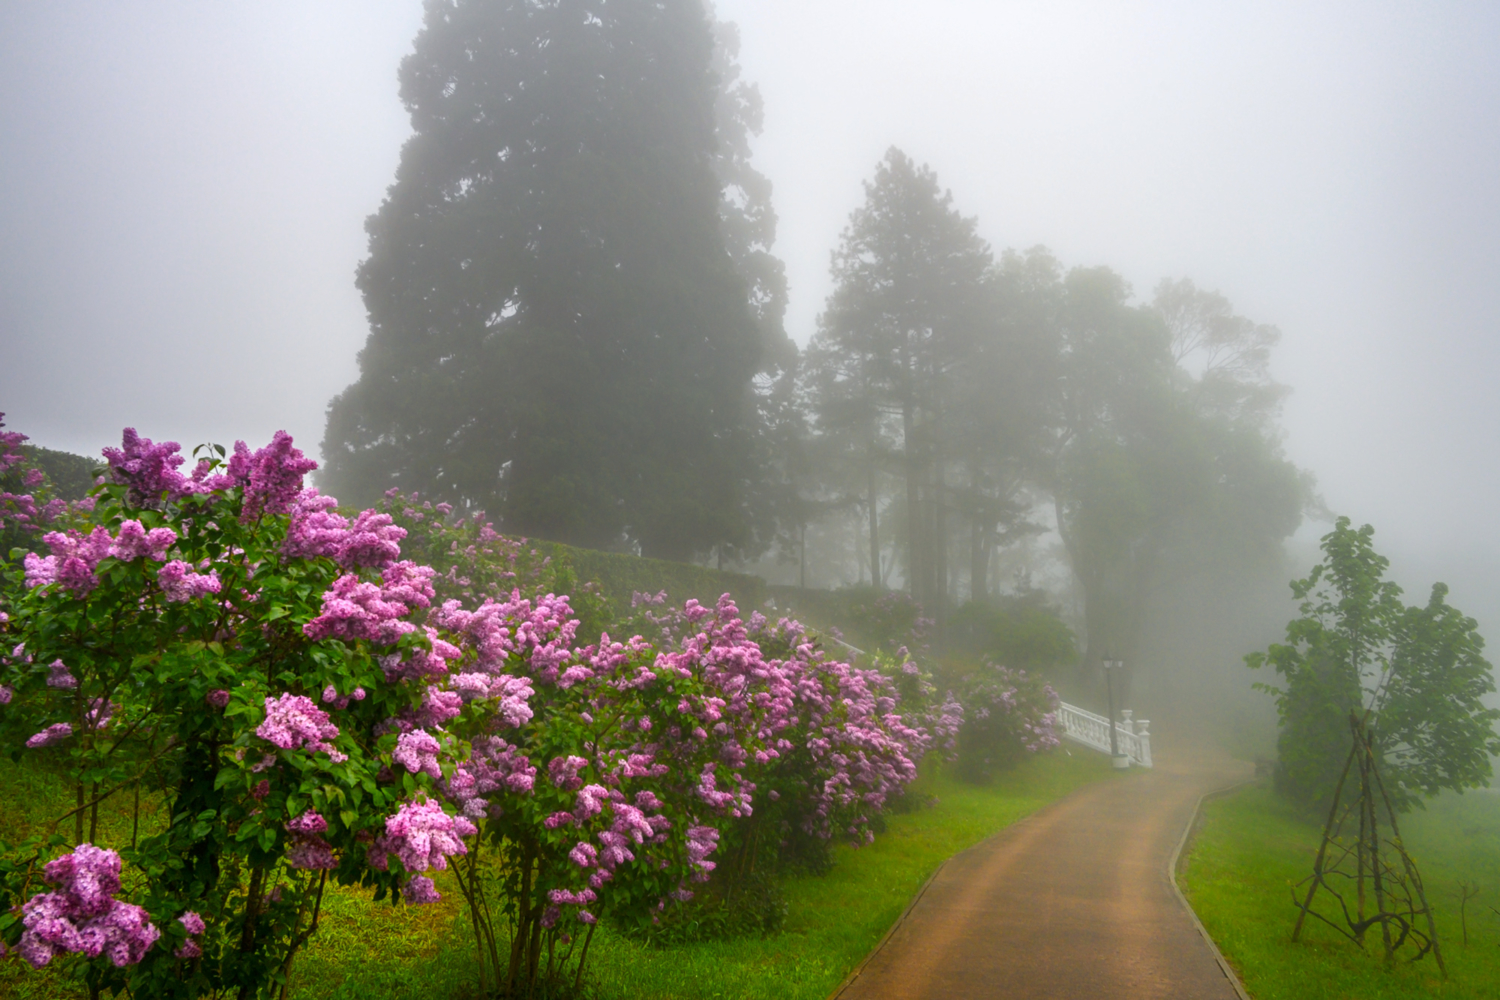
xmin=323 ymin=0 xmax=763 ymax=560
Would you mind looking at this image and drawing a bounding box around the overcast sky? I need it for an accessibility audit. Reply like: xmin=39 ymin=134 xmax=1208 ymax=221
xmin=3 ymin=1 xmax=1499 ymax=619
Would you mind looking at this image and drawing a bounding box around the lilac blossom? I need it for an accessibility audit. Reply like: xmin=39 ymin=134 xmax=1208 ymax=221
xmin=224 ymin=431 xmax=318 ymax=523
xmin=393 ymin=729 xmax=443 ymax=779
xmin=303 ymin=562 xmax=434 ymax=645
xmin=26 ymin=723 xmax=73 ymax=748
xmin=206 ymin=689 xmax=231 ymax=709
xmin=285 ymin=810 xmax=337 ymax=870
xmin=256 ymin=694 xmax=344 ymax=760
xmin=46 ymin=660 xmax=77 ymax=689
xmin=156 ymin=560 xmax=221 ymax=602
xmin=369 ymin=797 xmax=475 ymax=872
xmin=108 ymin=520 xmax=177 ymax=562
xmin=18 ymin=844 xmax=160 ymax=968
xmin=404 ymin=875 xmax=442 ymax=905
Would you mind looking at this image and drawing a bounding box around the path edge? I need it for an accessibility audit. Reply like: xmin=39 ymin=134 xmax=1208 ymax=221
xmin=823 ymin=779 xmax=1092 ymax=1000
xmin=1169 ymin=779 xmax=1257 ymax=1000
xmin=824 ymin=854 xmax=951 ymax=1000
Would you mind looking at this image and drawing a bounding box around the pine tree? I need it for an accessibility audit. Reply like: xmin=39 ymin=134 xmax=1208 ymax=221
xmin=805 ymin=149 xmax=993 ymax=610
xmin=322 ymin=0 xmax=762 ymax=559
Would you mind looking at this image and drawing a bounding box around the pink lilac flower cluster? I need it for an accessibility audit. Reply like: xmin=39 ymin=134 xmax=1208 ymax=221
xmin=443 ymin=736 xmax=536 ymax=818
xmin=650 ymin=595 xmax=932 ymax=843
xmin=256 ymin=693 xmax=345 ymax=761
xmin=285 ymin=809 xmax=337 ymax=870
xmin=23 ymin=520 xmax=190 ymax=596
xmin=302 ymin=562 xmax=435 ymax=645
xmin=23 ymin=527 xmax=113 ymax=594
xmin=369 ymin=797 xmax=475 ymax=873
xmin=174 ymin=910 xmax=206 ymax=959
xmin=18 ymin=844 xmax=160 ymax=968
xmin=223 ymin=431 xmax=317 ymax=523
xmin=102 ymin=428 xmax=316 ymax=519
xmin=109 ymin=520 xmax=177 ymax=561
xmin=157 ymin=560 xmax=221 ymax=602
xmin=281 ymin=489 xmax=408 ymax=570
xmin=393 ymin=729 xmax=444 ymax=779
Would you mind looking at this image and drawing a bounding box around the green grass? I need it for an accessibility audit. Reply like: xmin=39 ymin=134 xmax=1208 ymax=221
xmin=1180 ymin=783 xmax=1500 ymax=999
xmin=281 ymin=748 xmax=1116 ymax=999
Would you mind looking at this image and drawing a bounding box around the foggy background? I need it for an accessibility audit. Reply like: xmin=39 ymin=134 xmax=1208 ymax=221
xmin=3 ymin=1 xmax=1499 ymax=631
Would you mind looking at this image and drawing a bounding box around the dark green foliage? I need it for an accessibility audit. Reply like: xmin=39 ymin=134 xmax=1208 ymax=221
xmin=28 ymin=446 xmax=96 ymax=501
xmin=765 ymin=585 xmax=930 ymax=659
xmin=945 ymin=595 xmax=1076 ymax=672
xmin=529 ymin=538 xmax=767 ymax=624
xmin=1248 ymin=517 xmax=1500 ymax=813
xmin=322 ymin=0 xmax=762 ymax=560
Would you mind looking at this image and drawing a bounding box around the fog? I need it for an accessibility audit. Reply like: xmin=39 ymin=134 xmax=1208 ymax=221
xmin=4 ymin=1 xmax=1500 ymax=643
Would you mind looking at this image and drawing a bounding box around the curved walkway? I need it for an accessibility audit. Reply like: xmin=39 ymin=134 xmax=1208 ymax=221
xmin=834 ymin=740 xmax=1252 ymax=1000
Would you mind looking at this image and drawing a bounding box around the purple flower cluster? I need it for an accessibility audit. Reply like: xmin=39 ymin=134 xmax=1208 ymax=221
xmin=157 ymin=560 xmax=221 ymax=602
xmin=282 ymin=489 xmax=408 ymax=569
xmin=223 ymin=431 xmax=317 ymax=523
xmin=174 ymin=911 xmax=206 ymax=959
xmin=23 ymin=527 xmax=113 ymax=594
xmin=303 ymin=562 xmax=435 ymax=645
xmin=369 ymin=797 xmax=475 ymax=873
xmin=19 ymin=845 xmax=160 ymax=968
xmin=285 ymin=810 xmax=337 ymax=870
xmin=256 ymin=693 xmax=344 ymax=761
xmin=102 ymin=428 xmax=316 ymax=520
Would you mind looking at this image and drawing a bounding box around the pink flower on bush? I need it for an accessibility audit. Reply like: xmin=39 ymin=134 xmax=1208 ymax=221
xmin=19 ymin=844 xmax=160 ymax=968
xmin=206 ymin=688 xmax=231 ymax=709
xmin=285 ymin=809 xmax=337 ymax=870
xmin=26 ymin=723 xmax=73 ymax=748
xmin=23 ymin=527 xmax=113 ymax=594
xmin=108 ymin=520 xmax=177 ymax=562
xmin=393 ymin=729 xmax=443 ymax=779
xmin=303 ymin=562 xmax=434 ymax=645
xmin=102 ymin=429 xmax=194 ymax=507
xmin=369 ymin=797 xmax=475 ymax=872
xmin=157 ymin=560 xmax=221 ymax=602
xmin=257 ymin=693 xmax=344 ymax=760
xmin=224 ymin=431 xmax=317 ymax=524
xmin=46 ymin=660 xmax=77 ymax=689
xmin=403 ymin=875 xmax=441 ymax=905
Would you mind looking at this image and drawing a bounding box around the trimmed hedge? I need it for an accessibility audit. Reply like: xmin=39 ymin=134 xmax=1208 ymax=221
xmin=527 ymin=538 xmax=768 ymax=617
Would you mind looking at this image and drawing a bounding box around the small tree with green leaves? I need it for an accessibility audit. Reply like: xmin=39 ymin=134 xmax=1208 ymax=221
xmin=1248 ymin=516 xmax=1499 ymax=813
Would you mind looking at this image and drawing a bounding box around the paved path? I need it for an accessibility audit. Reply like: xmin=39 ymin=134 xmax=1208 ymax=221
xmin=835 ymin=740 xmax=1252 ymax=1000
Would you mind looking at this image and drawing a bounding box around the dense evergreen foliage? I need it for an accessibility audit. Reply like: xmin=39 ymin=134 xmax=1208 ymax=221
xmin=322 ymin=0 xmax=763 ymax=560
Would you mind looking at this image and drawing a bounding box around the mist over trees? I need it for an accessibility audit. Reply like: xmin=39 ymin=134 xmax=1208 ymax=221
xmin=324 ymin=0 xmax=1310 ymax=690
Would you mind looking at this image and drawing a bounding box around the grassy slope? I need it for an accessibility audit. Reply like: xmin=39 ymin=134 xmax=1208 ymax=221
xmin=280 ymin=749 xmax=1116 ymax=1000
xmin=1180 ymin=783 xmax=1500 ymax=1000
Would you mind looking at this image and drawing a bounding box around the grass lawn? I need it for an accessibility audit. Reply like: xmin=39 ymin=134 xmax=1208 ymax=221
xmin=1180 ymin=783 xmax=1500 ymax=1000
xmin=0 ymin=746 xmax=1114 ymax=999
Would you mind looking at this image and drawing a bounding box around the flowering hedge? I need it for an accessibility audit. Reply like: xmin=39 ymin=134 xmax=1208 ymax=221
xmin=0 ymin=420 xmax=954 ymax=998
xmin=954 ymin=664 xmax=1060 ymax=784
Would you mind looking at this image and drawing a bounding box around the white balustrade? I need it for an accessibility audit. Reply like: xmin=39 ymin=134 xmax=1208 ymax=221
xmin=1056 ymin=700 xmax=1153 ymax=767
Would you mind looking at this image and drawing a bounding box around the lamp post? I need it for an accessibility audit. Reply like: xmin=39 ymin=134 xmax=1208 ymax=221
xmin=1103 ymin=653 xmax=1129 ymax=769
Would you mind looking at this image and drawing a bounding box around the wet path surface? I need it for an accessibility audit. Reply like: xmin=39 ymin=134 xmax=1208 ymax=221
xmin=834 ymin=745 xmax=1251 ymax=1000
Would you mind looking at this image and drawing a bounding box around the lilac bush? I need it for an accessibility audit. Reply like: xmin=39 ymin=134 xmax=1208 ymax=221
xmin=0 ymin=421 xmax=950 ymax=998
xmin=955 ymin=663 xmax=1060 ymax=783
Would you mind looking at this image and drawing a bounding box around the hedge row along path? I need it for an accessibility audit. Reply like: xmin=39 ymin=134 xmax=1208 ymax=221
xmin=833 ymin=736 xmax=1252 ymax=999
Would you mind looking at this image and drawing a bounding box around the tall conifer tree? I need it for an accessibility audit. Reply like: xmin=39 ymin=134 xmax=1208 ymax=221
xmin=322 ymin=0 xmax=761 ymax=559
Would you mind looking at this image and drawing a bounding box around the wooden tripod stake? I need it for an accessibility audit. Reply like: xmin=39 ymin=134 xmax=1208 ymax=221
xmin=1290 ymin=712 xmax=1445 ymax=977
